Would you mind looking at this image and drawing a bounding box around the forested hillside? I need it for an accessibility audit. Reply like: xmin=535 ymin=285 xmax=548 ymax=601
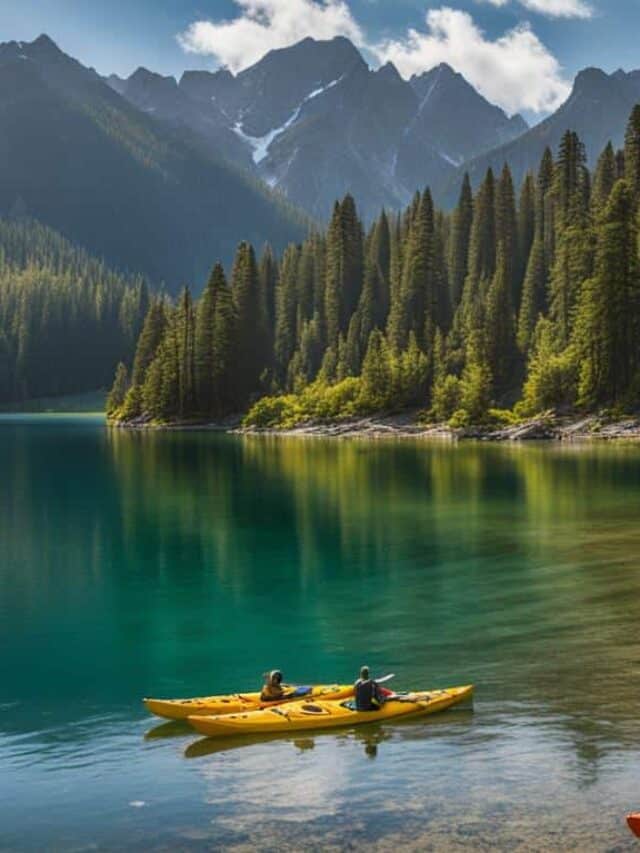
xmin=109 ymin=105 xmax=640 ymax=429
xmin=0 ymin=218 xmax=148 ymax=403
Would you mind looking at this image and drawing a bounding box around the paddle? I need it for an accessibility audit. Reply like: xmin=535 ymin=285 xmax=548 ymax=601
xmin=376 ymin=673 xmax=395 ymax=684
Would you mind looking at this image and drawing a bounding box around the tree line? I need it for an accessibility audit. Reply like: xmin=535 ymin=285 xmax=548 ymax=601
xmin=0 ymin=218 xmax=148 ymax=403
xmin=109 ymin=105 xmax=640 ymax=427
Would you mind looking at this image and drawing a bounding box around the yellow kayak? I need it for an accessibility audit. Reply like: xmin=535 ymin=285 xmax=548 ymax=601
xmin=144 ymin=684 xmax=354 ymax=720
xmin=187 ymin=685 xmax=473 ymax=738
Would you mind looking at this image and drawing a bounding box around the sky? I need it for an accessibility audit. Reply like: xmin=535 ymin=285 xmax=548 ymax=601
xmin=1 ymin=0 xmax=638 ymax=118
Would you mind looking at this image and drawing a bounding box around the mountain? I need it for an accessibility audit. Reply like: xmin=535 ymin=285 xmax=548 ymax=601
xmin=441 ymin=66 xmax=640 ymax=203
xmin=407 ymin=64 xmax=527 ymax=166
xmin=0 ymin=35 xmax=308 ymax=291
xmin=109 ymin=37 xmax=528 ymax=221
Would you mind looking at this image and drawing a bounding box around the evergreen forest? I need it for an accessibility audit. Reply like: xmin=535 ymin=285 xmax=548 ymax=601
xmin=83 ymin=108 xmax=640 ymax=425
xmin=0 ymin=219 xmax=148 ymax=403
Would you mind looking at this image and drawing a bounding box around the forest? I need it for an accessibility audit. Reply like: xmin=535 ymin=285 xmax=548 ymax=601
xmin=110 ymin=105 xmax=640 ymax=426
xmin=0 ymin=219 xmax=148 ymax=403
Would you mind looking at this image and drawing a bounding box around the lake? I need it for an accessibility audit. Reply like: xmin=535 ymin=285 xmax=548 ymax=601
xmin=1 ymin=415 xmax=640 ymax=851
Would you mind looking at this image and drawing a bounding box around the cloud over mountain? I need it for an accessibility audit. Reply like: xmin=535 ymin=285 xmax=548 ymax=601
xmin=372 ymin=7 xmax=571 ymax=115
xmin=178 ymin=2 xmax=572 ymax=116
xmin=177 ymin=0 xmax=364 ymax=72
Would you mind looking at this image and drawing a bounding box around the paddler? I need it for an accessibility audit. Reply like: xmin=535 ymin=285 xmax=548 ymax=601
xmin=354 ymin=666 xmax=384 ymax=711
xmin=261 ymin=669 xmax=285 ymax=701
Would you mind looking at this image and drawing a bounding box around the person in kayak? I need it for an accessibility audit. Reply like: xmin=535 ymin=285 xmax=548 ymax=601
xmin=354 ymin=666 xmax=384 ymax=711
xmin=261 ymin=670 xmax=285 ymax=701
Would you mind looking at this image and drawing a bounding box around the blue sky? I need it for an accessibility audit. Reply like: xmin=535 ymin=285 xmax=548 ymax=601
xmin=1 ymin=0 xmax=638 ymax=117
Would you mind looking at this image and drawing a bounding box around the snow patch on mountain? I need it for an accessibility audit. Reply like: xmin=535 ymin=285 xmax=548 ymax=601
xmin=439 ymin=151 xmax=463 ymax=167
xmin=234 ymin=75 xmax=344 ymax=165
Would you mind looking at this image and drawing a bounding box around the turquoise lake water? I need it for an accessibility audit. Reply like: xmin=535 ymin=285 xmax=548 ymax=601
xmin=1 ymin=415 xmax=640 ymax=851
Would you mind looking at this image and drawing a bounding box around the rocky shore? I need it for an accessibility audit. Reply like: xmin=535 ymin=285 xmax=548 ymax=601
xmin=111 ymin=411 xmax=640 ymax=441
xmin=236 ymin=411 xmax=640 ymax=441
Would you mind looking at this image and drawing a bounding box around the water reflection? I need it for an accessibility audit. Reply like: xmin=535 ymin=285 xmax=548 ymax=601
xmin=3 ymin=421 xmax=640 ymax=848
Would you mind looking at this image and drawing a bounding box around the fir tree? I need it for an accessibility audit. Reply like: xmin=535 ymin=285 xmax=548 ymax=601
xmin=210 ymin=264 xmax=237 ymax=414
xmin=592 ymin=142 xmax=617 ymax=213
xmin=388 ymin=188 xmax=434 ymax=351
xmin=448 ymin=173 xmax=473 ymax=309
xmin=574 ymin=179 xmax=640 ymax=405
xmin=458 ymin=168 xmax=496 ymax=334
xmin=274 ymin=244 xmax=300 ymax=385
xmin=517 ymin=236 xmax=547 ymax=352
xmin=624 ymin=105 xmax=640 ymax=206
xmin=194 ymin=266 xmax=218 ymax=415
xmin=517 ymin=173 xmax=536 ymax=292
xmin=484 ymin=247 xmax=518 ymax=398
xmin=359 ymin=329 xmax=393 ymax=410
xmin=106 ymin=362 xmax=128 ymax=417
xmin=495 ymin=164 xmax=519 ymax=309
xmin=232 ymin=241 xmax=266 ymax=404
xmin=176 ymin=288 xmax=196 ymax=418
xmin=324 ymin=195 xmax=364 ymax=349
xmin=131 ymin=301 xmax=166 ymax=387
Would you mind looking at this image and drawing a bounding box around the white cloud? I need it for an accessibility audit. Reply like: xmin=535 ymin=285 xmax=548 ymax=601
xmin=177 ymin=0 xmax=364 ymax=73
xmin=373 ymin=7 xmax=571 ymax=114
xmin=485 ymin=0 xmax=593 ymax=19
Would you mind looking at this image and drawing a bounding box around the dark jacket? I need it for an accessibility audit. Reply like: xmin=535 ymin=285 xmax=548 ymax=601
xmin=354 ymin=678 xmax=383 ymax=711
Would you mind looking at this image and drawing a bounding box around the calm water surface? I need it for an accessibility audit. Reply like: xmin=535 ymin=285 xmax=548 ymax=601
xmin=1 ymin=415 xmax=640 ymax=851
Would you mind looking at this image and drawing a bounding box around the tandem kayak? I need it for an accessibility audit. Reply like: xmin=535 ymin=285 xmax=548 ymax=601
xmin=144 ymin=684 xmax=354 ymax=720
xmin=187 ymin=685 xmax=473 ymax=738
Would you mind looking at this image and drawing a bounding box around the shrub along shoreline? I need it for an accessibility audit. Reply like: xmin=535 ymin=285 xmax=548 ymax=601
xmin=110 ymin=408 xmax=640 ymax=442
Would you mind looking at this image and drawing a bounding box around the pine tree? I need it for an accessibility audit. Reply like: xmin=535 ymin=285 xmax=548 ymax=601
xmin=396 ymin=332 xmax=429 ymax=407
xmin=457 ymin=168 xmax=496 ymax=334
xmin=106 ymin=362 xmax=128 ymax=416
xmin=388 ymin=188 xmax=434 ymax=351
xmin=518 ymin=316 xmax=577 ymax=415
xmin=592 ymin=142 xmax=617 ymax=213
xmin=194 ymin=266 xmax=218 ymax=415
xmin=368 ymin=209 xmax=391 ymax=328
xmin=624 ymin=104 xmax=640 ymax=206
xmin=210 ymin=264 xmax=237 ymax=414
xmin=574 ymin=179 xmax=640 ymax=405
xmin=448 ymin=173 xmax=473 ymax=309
xmin=232 ymin=241 xmax=266 ymax=404
xmin=176 ymin=287 xmax=196 ymax=418
xmin=538 ymin=147 xmax=556 ymax=270
xmin=517 ymin=236 xmax=547 ymax=352
xmin=517 ymin=173 xmax=536 ymax=292
xmin=495 ymin=164 xmax=519 ymax=309
xmin=131 ymin=300 xmax=166 ymax=387
xmin=324 ymin=196 xmax=363 ymax=349
xmin=258 ymin=244 xmax=278 ymax=348
xmin=359 ymin=329 xmax=393 ymax=410
xmin=484 ymin=247 xmax=518 ymax=398
xmin=274 ymin=244 xmax=300 ymax=385
xmin=548 ymin=131 xmax=592 ymax=347
xmin=459 ymin=331 xmax=492 ymax=423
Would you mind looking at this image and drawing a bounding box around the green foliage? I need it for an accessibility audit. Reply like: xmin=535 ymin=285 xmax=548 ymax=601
xmin=243 ymin=378 xmax=363 ymax=429
xmin=573 ymin=180 xmax=640 ymax=406
xmin=106 ymin=362 xmax=128 ymax=417
xmin=0 ymin=218 xmax=147 ymax=404
xmin=517 ymin=318 xmax=577 ymax=415
xmin=112 ymin=105 xmax=640 ymax=429
xmin=431 ymin=374 xmax=462 ymax=422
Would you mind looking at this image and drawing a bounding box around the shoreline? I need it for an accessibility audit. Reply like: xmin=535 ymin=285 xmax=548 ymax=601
xmin=108 ymin=411 xmax=640 ymax=442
